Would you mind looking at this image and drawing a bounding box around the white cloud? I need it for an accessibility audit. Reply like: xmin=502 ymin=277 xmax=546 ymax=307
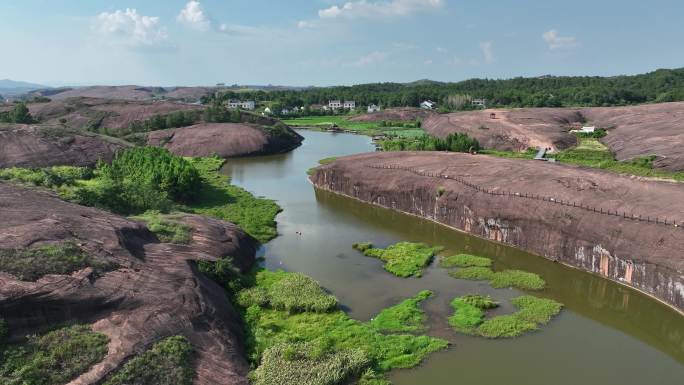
xmin=95 ymin=8 xmax=168 ymax=47
xmin=177 ymin=1 xmax=211 ymax=31
xmin=355 ymin=51 xmax=388 ymax=66
xmin=542 ymin=29 xmax=578 ymax=50
xmin=393 ymin=42 xmax=417 ymax=50
xmin=297 ymin=20 xmax=316 ymax=29
xmin=480 ymin=41 xmax=494 ymax=64
xmin=424 ymin=59 xmax=433 ymax=65
xmin=436 ymin=46 xmax=448 ymax=53
xmin=318 ymin=0 xmax=444 ymax=20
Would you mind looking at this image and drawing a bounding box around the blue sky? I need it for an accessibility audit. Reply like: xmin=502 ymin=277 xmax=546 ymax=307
xmin=1 ymin=0 xmax=682 ymax=86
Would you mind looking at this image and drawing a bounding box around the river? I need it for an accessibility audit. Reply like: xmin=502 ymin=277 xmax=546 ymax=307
xmin=222 ymin=130 xmax=684 ymax=385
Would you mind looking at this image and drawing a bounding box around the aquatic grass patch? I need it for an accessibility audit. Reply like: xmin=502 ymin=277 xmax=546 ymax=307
xmin=448 ymin=267 xmax=546 ymax=290
xmin=489 ymin=270 xmax=546 ymax=290
xmin=103 ymin=336 xmax=194 ymax=385
xmin=252 ymin=342 xmax=369 ymax=385
xmin=239 ymin=270 xmax=448 ymax=384
xmin=352 ymin=242 xmax=373 ymax=252
xmin=448 ymin=266 xmax=494 ymax=281
xmin=0 ymin=242 xmax=116 ymax=282
xmin=182 ymin=157 xmax=281 ymax=243
xmin=447 ymin=295 xmax=499 ymax=334
xmin=358 ymin=242 xmax=440 ymax=278
xmin=238 ymin=270 xmax=338 ymax=313
xmin=440 ymin=254 xmax=492 ymax=268
xmin=448 ymin=295 xmax=563 ymax=339
xmin=371 ymin=290 xmax=433 ymax=333
xmin=131 ymin=211 xmax=192 ymax=244
xmin=0 ymin=324 xmax=109 ymax=385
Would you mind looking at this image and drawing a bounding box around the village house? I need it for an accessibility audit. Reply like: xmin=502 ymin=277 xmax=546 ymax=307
xmin=420 ymin=100 xmax=436 ymax=110
xmin=367 ymin=104 xmax=381 ymax=113
xmin=227 ymin=99 xmax=256 ymax=110
xmin=472 ymin=98 xmax=487 ymax=108
xmin=328 ymin=100 xmax=356 ymax=110
xmin=570 ymin=126 xmax=596 ymax=134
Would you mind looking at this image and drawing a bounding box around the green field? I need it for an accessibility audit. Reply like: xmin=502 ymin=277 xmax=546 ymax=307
xmin=485 ymin=137 xmax=684 ymax=181
xmin=282 ymin=116 xmax=424 ymax=137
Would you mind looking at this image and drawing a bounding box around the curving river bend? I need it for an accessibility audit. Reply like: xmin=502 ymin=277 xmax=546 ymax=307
xmin=222 ymin=130 xmax=684 ymax=385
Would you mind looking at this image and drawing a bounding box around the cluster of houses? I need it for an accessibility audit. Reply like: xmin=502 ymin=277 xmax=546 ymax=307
xmin=227 ymin=99 xmax=256 ymax=110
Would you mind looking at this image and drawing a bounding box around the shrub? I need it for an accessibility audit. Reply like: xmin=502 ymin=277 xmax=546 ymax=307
xmin=103 ymin=336 xmax=194 ymax=385
xmin=382 ymin=132 xmax=480 ymax=153
xmin=361 ymin=242 xmax=439 ymax=278
xmin=101 ymin=147 xmax=200 ymax=203
xmin=0 ymin=242 xmax=116 ymax=282
xmin=0 ymin=166 xmax=92 ymax=188
xmin=0 ymin=324 xmax=109 ymax=385
xmin=0 ymin=103 xmax=35 ymax=124
xmin=436 ymin=186 xmax=445 ymax=197
xmin=440 ymin=254 xmax=492 ymax=268
xmin=0 ymin=318 xmax=6 ymax=344
xmin=371 ymin=290 xmax=432 ymax=333
xmin=252 ymin=343 xmax=369 ymax=385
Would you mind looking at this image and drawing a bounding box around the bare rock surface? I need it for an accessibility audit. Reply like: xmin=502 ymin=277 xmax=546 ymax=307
xmin=0 ymin=182 xmax=255 ymax=384
xmin=311 ymin=151 xmax=684 ymax=310
xmin=23 ymin=97 xmax=202 ymax=131
xmin=422 ymin=108 xmax=580 ymax=152
xmin=32 ymin=86 xmax=215 ymax=102
xmin=147 ymin=123 xmax=304 ymax=158
xmin=0 ymin=124 xmax=129 ymax=168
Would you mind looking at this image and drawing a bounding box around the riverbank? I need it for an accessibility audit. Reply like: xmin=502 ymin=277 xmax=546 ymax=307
xmin=310 ymin=151 xmax=684 ymax=311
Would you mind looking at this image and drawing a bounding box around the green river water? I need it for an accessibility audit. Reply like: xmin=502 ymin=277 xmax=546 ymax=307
xmin=222 ymin=130 xmax=684 ymax=385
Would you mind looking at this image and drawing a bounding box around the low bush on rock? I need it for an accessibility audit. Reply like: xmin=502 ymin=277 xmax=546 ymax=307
xmin=131 ymin=211 xmax=192 ymax=244
xmin=103 ymin=336 xmax=194 ymax=385
xmin=0 ymin=324 xmax=109 ymax=385
xmin=238 ymin=271 xmax=337 ymax=313
xmin=0 ymin=241 xmax=115 ymax=281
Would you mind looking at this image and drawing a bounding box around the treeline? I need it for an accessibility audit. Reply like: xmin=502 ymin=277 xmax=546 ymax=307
xmin=382 ymin=133 xmax=480 ymax=153
xmin=128 ymin=110 xmax=201 ymax=132
xmin=204 ymin=68 xmax=684 ymax=109
xmin=0 ymin=103 xmax=35 ymax=124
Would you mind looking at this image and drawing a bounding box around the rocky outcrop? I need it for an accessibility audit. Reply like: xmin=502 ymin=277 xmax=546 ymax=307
xmin=0 ymin=182 xmax=256 ymax=384
xmin=0 ymin=125 xmax=129 ymax=168
xmin=422 ymin=108 xmax=580 ymax=152
xmin=147 ymin=123 xmax=304 ymax=158
xmin=311 ymin=152 xmax=684 ymax=311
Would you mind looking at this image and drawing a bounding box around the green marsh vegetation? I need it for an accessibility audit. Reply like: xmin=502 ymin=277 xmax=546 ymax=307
xmin=102 ymin=336 xmax=194 ymax=385
xmin=0 ymin=242 xmax=115 ymax=282
xmin=0 ymin=324 xmax=109 ymax=385
xmin=282 ymin=115 xmax=425 ymax=137
xmin=448 ymin=295 xmax=562 ymax=338
xmin=370 ymin=290 xmax=433 ymax=333
xmin=229 ymin=269 xmax=447 ymax=385
xmin=381 ymin=132 xmax=480 ymax=153
xmin=440 ymin=254 xmax=492 ymax=268
xmin=182 ymin=157 xmax=281 ymax=242
xmin=355 ymin=241 xmax=441 ymax=278
xmin=0 ymin=147 xmax=281 ymax=243
xmin=449 ymin=267 xmax=546 ymax=290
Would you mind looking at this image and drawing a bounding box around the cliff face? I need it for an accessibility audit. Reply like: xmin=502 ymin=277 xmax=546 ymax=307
xmin=311 ymin=152 xmax=684 ymax=311
xmin=0 ymin=182 xmax=256 ymax=384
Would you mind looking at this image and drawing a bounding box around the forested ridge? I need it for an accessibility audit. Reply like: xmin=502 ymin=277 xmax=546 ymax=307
xmin=206 ymin=67 xmax=684 ymax=109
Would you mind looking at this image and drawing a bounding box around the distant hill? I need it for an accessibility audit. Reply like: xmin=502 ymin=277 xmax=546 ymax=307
xmin=0 ymin=79 xmax=50 ymax=98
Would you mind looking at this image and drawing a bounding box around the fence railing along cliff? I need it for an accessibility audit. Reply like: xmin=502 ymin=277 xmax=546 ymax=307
xmin=366 ymin=163 xmax=682 ymax=229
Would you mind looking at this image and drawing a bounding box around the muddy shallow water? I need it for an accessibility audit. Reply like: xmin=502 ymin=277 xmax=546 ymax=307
xmin=222 ymin=130 xmax=684 ymax=385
